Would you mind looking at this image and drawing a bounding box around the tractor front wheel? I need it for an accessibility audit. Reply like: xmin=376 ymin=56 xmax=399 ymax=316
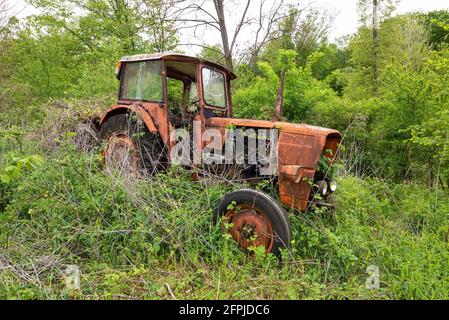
xmin=215 ymin=189 xmax=291 ymax=257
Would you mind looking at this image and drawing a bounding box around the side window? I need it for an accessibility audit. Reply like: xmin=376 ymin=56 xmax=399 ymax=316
xmin=202 ymin=68 xmax=226 ymax=108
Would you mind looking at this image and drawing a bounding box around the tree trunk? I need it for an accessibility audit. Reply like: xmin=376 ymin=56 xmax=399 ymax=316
xmin=272 ymin=69 xmax=286 ymax=121
xmin=372 ymin=0 xmax=379 ymax=96
xmin=214 ymin=0 xmax=234 ymax=71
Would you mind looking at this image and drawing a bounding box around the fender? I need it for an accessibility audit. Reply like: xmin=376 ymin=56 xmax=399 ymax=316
xmin=100 ymin=104 xmax=164 ymax=142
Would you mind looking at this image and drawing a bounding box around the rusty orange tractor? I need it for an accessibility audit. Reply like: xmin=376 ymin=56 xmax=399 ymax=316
xmin=99 ymin=52 xmax=341 ymax=256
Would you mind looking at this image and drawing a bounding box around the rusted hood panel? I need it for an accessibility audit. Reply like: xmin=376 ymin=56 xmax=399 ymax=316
xmin=206 ymin=117 xmax=340 ymax=138
xmin=278 ymin=131 xmax=323 ymax=168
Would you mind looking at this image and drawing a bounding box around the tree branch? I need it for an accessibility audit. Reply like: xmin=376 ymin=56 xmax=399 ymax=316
xmin=230 ymin=0 xmax=251 ymax=52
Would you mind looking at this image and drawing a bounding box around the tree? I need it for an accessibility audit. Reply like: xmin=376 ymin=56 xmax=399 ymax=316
xmin=142 ymin=0 xmax=180 ymax=52
xmin=423 ymin=10 xmax=449 ymax=49
xmin=0 ymin=1 xmax=12 ymax=118
xmin=233 ymin=49 xmax=346 ymax=127
xmin=213 ymin=0 xmax=234 ymax=70
xmin=28 ymin=0 xmax=179 ymax=54
xmin=0 ymin=0 xmax=12 ymax=33
xmin=177 ymin=0 xmax=289 ymax=71
xmin=261 ymin=5 xmax=333 ymax=67
xmin=176 ymin=0 xmax=251 ymax=71
xmin=346 ymin=13 xmax=427 ymax=100
xmin=309 ymin=44 xmax=349 ymax=80
xmin=336 ymin=11 xmax=441 ymax=182
xmin=246 ymin=0 xmax=286 ymax=69
xmin=4 ymin=0 xmax=183 ymax=102
xmin=357 ymin=0 xmax=399 ymax=95
xmin=292 ymin=7 xmax=333 ymax=65
xmin=0 ymin=0 xmax=6 ymax=26
xmin=408 ymin=49 xmax=449 ymax=187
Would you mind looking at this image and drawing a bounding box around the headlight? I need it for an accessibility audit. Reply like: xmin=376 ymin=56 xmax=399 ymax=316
xmin=329 ymin=180 xmax=337 ymax=192
xmin=316 ymin=180 xmax=328 ymax=196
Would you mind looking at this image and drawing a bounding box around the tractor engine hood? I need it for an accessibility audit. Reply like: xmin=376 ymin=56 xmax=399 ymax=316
xmin=206 ymin=118 xmax=340 ymax=137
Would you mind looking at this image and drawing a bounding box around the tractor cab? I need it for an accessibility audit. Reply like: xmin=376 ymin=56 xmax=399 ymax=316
xmin=115 ymin=52 xmax=235 ymax=132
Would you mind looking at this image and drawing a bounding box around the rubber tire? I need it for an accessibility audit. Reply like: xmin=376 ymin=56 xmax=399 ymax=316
xmin=99 ymin=113 xmax=168 ymax=175
xmin=214 ymin=189 xmax=291 ymax=257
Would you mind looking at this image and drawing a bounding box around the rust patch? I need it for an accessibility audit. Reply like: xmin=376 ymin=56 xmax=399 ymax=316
xmin=279 ymin=168 xmax=315 ymax=211
xmin=225 ymin=205 xmax=274 ymax=252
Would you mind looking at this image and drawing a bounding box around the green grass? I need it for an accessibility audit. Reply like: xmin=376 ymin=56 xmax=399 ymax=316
xmin=1 ymin=111 xmax=449 ymax=300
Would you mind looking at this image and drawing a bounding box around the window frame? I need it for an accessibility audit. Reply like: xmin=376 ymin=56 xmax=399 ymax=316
xmin=201 ymin=66 xmax=227 ymax=110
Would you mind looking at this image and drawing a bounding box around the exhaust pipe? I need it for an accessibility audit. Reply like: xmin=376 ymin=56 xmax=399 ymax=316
xmin=272 ymin=69 xmax=286 ymax=122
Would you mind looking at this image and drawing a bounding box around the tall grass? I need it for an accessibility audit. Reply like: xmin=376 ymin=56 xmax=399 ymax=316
xmin=1 ymin=101 xmax=448 ymax=299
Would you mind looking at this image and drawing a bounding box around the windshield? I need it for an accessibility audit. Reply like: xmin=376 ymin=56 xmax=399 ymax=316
xmin=120 ymin=60 xmax=163 ymax=102
xmin=202 ymin=67 xmax=226 ymax=108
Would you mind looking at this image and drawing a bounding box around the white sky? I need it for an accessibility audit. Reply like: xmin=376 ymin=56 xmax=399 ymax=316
xmin=6 ymin=0 xmax=449 ymax=54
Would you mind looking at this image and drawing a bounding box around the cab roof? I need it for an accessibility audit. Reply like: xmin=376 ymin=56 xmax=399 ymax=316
xmin=120 ymin=52 xmax=237 ymax=80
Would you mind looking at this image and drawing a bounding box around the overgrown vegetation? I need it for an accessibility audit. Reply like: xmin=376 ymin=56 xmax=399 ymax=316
xmin=1 ymin=0 xmax=449 ymax=299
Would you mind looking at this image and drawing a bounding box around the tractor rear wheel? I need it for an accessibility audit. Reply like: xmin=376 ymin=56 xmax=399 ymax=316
xmin=214 ymin=189 xmax=291 ymax=257
xmin=99 ymin=113 xmax=168 ymax=176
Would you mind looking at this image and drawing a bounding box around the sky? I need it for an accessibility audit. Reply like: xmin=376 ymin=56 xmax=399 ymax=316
xmin=6 ymin=0 xmax=449 ymax=54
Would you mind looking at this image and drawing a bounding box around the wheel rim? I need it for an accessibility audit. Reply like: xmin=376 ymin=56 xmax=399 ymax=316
xmin=103 ymin=134 xmax=138 ymax=176
xmin=225 ymin=204 xmax=275 ymax=253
